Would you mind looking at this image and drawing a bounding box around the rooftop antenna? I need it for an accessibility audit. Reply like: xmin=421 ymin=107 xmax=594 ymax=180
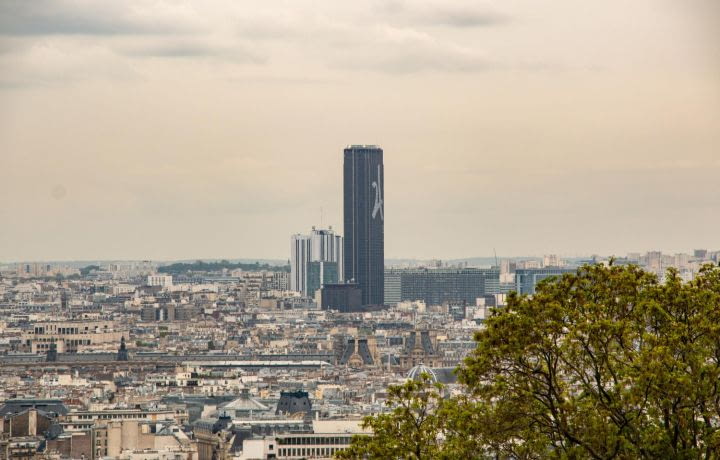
xmin=494 ymin=248 xmax=499 ymax=268
xmin=320 ymin=207 xmax=323 ymax=229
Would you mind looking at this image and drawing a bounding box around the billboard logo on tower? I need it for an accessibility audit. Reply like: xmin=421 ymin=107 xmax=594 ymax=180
xmin=372 ymin=165 xmax=383 ymax=221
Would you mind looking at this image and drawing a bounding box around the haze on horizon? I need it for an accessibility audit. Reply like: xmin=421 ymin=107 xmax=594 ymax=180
xmin=1 ymin=0 xmax=719 ymax=263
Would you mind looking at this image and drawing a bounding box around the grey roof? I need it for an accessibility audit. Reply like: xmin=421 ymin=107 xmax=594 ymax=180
xmin=406 ymin=366 xmax=458 ymax=384
xmin=403 ymin=331 xmax=435 ymax=355
xmin=432 ymin=367 xmax=459 ymax=384
xmin=220 ymin=395 xmax=270 ymax=413
xmin=0 ymin=399 xmax=69 ymax=416
xmin=380 ymin=354 xmax=399 ymax=365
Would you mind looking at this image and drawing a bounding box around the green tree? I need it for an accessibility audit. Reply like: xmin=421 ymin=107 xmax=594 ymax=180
xmin=337 ymin=374 xmax=445 ymax=459
xmin=80 ymin=264 xmax=100 ymax=276
xmin=457 ymin=264 xmax=720 ymax=458
xmin=157 ymin=260 xmax=290 ymax=274
xmin=341 ymin=264 xmax=720 ymax=459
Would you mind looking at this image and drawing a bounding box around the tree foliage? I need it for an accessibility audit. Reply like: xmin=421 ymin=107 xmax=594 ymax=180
xmin=337 ymin=374 xmax=445 ymax=460
xmin=157 ymin=260 xmax=289 ymax=274
xmin=79 ymin=264 xmax=100 ymax=276
xmin=339 ymin=264 xmax=720 ymax=459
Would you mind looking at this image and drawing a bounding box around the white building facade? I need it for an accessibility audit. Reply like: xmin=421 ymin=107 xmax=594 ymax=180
xmin=290 ymin=227 xmax=343 ymax=295
xmin=147 ymin=275 xmax=173 ymax=287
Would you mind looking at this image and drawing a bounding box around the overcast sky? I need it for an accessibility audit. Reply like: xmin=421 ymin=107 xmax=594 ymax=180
xmin=1 ymin=0 xmax=719 ymax=262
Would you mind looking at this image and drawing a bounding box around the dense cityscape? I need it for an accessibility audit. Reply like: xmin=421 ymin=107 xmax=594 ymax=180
xmin=0 ymin=145 xmax=718 ymax=459
xmin=2 ymin=0 xmax=718 ymax=457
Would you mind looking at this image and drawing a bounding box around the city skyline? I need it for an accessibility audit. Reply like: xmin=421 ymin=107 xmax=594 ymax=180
xmin=4 ymin=247 xmax=720 ymax=266
xmin=1 ymin=0 xmax=719 ymax=262
xmin=1 ymin=2 xmax=719 ymax=459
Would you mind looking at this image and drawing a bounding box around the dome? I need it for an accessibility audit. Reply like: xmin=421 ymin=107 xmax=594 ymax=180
xmin=406 ymin=364 xmax=438 ymax=383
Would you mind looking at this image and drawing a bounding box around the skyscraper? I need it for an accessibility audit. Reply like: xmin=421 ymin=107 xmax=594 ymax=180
xmin=290 ymin=227 xmax=343 ymax=296
xmin=343 ymin=145 xmax=384 ymax=306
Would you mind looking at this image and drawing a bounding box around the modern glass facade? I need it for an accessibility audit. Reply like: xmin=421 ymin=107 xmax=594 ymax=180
xmin=318 ymin=282 xmax=362 ymax=312
xmin=515 ymin=268 xmax=576 ymax=295
xmin=306 ymin=261 xmax=338 ymax=297
xmin=383 ymin=267 xmax=500 ymax=305
xmin=384 ymin=270 xmax=402 ymax=305
xmin=343 ymin=145 xmax=384 ymax=306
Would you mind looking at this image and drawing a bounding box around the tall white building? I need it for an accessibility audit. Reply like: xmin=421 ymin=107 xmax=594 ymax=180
xmin=290 ymin=227 xmax=343 ymax=294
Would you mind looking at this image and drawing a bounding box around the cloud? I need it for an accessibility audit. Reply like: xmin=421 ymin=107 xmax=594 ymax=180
xmin=119 ymin=39 xmax=266 ymax=63
xmin=0 ymin=40 xmax=141 ymax=88
xmin=0 ymin=0 xmax=203 ymax=36
xmin=235 ymin=12 xmax=313 ymax=41
xmin=0 ymin=0 xmax=506 ymax=79
xmin=378 ymin=0 xmax=508 ymax=28
xmin=0 ymin=1 xmax=267 ymax=84
xmin=327 ymin=25 xmax=491 ymax=73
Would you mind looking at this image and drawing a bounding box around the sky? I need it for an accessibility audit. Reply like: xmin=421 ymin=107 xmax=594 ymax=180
xmin=1 ymin=0 xmax=719 ymax=262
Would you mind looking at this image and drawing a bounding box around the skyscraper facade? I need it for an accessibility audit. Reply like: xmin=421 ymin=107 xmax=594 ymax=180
xmin=343 ymin=145 xmax=384 ymax=306
xmin=306 ymin=261 xmax=339 ymax=298
xmin=290 ymin=227 xmax=343 ymax=295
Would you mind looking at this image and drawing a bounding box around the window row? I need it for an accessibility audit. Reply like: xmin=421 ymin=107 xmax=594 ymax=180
xmin=279 ymin=447 xmax=344 ymax=457
xmin=278 ymin=436 xmax=352 ymax=446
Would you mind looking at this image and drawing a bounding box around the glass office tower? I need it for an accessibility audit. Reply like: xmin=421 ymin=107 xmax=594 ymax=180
xmin=343 ymin=145 xmax=384 ymax=306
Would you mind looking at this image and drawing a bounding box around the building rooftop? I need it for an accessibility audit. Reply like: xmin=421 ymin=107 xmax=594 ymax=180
xmin=406 ymin=364 xmax=437 ymax=382
xmin=346 ymin=144 xmax=381 ymax=149
xmin=219 ymin=393 xmax=270 ymax=413
xmin=0 ymin=398 xmax=69 ymax=416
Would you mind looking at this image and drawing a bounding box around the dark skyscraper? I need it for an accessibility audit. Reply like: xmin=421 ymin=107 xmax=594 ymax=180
xmin=344 ymin=145 xmax=384 ymax=306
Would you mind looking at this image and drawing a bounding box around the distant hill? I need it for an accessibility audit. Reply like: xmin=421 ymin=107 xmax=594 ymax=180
xmin=158 ymin=260 xmax=289 ymax=274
